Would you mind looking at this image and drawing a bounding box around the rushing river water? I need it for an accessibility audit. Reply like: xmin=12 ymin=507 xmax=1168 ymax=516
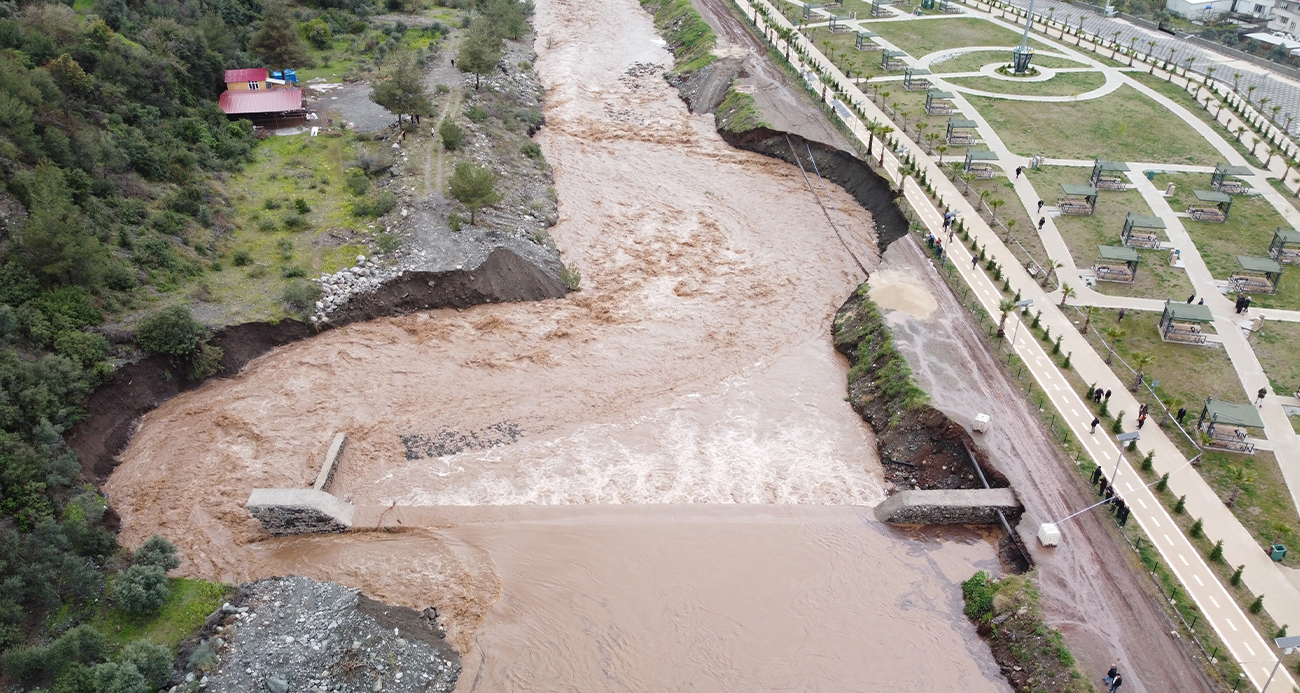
xmin=104 ymin=0 xmax=1014 ymax=686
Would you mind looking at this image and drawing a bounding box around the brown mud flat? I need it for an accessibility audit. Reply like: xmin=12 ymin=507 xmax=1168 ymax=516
xmin=70 ymin=247 xmax=566 ymax=482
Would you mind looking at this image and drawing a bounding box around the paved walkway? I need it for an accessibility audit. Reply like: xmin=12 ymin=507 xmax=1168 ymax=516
xmin=736 ymin=1 xmax=1300 ymax=688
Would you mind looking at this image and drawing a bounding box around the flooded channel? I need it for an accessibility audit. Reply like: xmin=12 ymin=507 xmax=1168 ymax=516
xmin=103 ymin=0 xmax=1014 ymax=686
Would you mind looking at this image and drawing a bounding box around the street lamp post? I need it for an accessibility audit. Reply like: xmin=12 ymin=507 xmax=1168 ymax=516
xmin=1012 ymin=0 xmax=1036 ymax=73
xmin=1113 ymin=431 xmax=1140 ymax=484
xmin=1261 ymin=635 xmax=1300 ymax=693
xmin=1009 ymin=298 xmax=1034 ymax=345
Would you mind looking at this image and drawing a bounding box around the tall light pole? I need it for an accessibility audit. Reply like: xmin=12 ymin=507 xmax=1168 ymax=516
xmin=1261 ymin=635 xmax=1300 ymax=693
xmin=1013 ymin=0 xmax=1036 ymax=73
xmin=1009 ymin=298 xmax=1034 ymax=345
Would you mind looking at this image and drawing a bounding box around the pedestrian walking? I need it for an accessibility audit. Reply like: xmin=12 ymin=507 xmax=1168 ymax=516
xmin=1176 ymin=406 xmax=1187 ymax=423
xmin=927 ymin=234 xmax=934 ymax=248
xmin=1139 ymin=403 xmax=1148 ymax=416
xmin=1094 ymin=388 xmax=1104 ymax=402
xmin=1091 ymin=466 xmax=1103 ymax=484
xmin=1037 ymin=199 xmax=1044 ymax=212
xmin=1104 ymin=389 xmax=1112 ymax=401
xmin=1117 ymin=308 xmax=1126 ymax=322
xmin=1257 ymin=387 xmax=1268 ymax=406
xmin=1091 ymin=417 xmax=1101 ymax=433
xmin=1197 ymin=298 xmax=1204 ymax=305
xmin=1137 ymin=414 xmax=1146 ymax=429
xmin=1110 ymin=674 xmax=1123 ymax=693
xmin=1244 ymin=296 xmax=1252 ymax=312
xmin=1104 ymin=666 xmax=1118 ymax=685
xmin=1016 ymin=166 xmax=1023 ymax=178
xmin=1187 ymin=294 xmax=1195 ymax=304
xmin=1038 ymin=217 xmax=1046 ymax=230
xmin=972 ymin=254 xmax=979 ymax=268
xmin=1235 ymin=294 xmax=1245 ymax=313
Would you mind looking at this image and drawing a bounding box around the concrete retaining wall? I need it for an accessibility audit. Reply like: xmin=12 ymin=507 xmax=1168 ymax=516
xmin=875 ymin=488 xmax=1020 ymax=525
xmin=246 ymin=489 xmax=355 ymax=535
xmin=314 ymin=432 xmax=347 ymax=492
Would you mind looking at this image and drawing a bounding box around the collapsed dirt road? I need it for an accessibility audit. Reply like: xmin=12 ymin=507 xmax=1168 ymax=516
xmin=877 ymin=237 xmax=1216 ymax=693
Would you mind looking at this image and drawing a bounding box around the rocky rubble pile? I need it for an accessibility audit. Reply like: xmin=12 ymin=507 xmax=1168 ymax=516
xmin=179 ymin=577 xmax=458 ymax=693
xmin=311 ymin=254 xmax=401 ymax=324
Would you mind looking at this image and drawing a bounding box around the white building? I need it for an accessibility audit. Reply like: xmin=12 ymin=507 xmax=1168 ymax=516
xmin=1269 ymin=0 xmax=1300 ymax=35
xmin=1165 ymin=0 xmax=1233 ymax=20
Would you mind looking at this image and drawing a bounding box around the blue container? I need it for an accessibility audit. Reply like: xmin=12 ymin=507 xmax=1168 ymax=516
xmin=1271 ymin=544 xmax=1287 ymax=561
xmin=270 ymin=70 xmax=283 ymax=81
xmin=284 ymin=68 xmax=298 ymax=83
xmin=1145 ymin=170 xmax=1155 ymax=180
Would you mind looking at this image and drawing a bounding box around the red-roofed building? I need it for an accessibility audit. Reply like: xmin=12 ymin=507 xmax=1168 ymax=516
xmin=224 ymin=68 xmax=268 ymax=91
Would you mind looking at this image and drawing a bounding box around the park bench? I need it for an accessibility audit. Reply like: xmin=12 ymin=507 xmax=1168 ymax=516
xmin=970 ymin=165 xmax=995 ymax=179
xmin=1188 ymin=205 xmax=1227 ymax=223
xmin=1057 ymin=199 xmax=1093 ymax=215
xmin=1214 ymin=179 xmax=1248 ymax=194
xmin=1231 ymin=274 xmax=1277 ymax=294
xmin=1123 ymin=230 xmax=1161 ymax=249
xmin=1163 ymin=322 xmax=1207 ymax=344
xmin=1093 ymin=262 xmax=1134 ymax=283
xmin=1277 ymin=247 xmax=1300 ymax=265
xmin=1202 ymin=424 xmax=1255 ymax=453
xmin=1095 ymin=176 xmax=1127 ymax=191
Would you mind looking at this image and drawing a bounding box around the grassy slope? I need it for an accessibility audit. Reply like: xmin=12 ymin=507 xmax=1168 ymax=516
xmin=945 ymin=70 xmax=1106 ymax=96
xmin=92 ymin=578 xmax=233 ymax=650
xmin=640 ymin=0 xmax=717 ymax=76
xmin=967 ymin=84 xmax=1221 ymax=165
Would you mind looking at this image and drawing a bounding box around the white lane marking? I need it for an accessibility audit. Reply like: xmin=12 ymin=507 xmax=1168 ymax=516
xmin=1244 ymin=642 xmax=1254 ymax=657
xmin=1179 ymin=554 xmax=1189 ymax=566
xmin=1227 ymin=618 xmax=1238 ymax=632
xmin=1164 ymin=533 xmax=1174 ymax=545
xmin=1193 ymin=574 xmax=1204 ymax=587
xmin=1124 ymin=483 xmax=1134 ymax=492
xmin=1152 ymin=516 xmax=1161 ymax=527
xmin=1137 ymin=498 xmax=1148 ymax=509
xmin=1210 ymin=596 xmax=1220 ymax=608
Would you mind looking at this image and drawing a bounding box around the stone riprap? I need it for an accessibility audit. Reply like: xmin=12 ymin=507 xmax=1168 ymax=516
xmin=246 ymin=489 xmax=354 ymax=535
xmin=187 ymin=577 xmax=459 ymax=693
xmin=874 ymin=488 xmax=1021 ymax=525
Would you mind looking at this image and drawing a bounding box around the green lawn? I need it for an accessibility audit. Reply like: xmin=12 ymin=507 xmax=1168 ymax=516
xmin=1252 ymin=320 xmax=1300 ymax=396
xmin=861 ymin=16 xmax=1048 ymax=57
xmin=1127 ymin=72 xmax=1257 ymax=163
xmin=929 ymin=49 xmax=1085 ymax=73
xmin=946 ymin=70 xmax=1107 ymax=96
xmin=967 ymin=84 xmax=1221 ymax=165
xmin=950 ymin=170 xmax=1051 ymax=269
xmin=1198 ymin=450 xmax=1300 ymax=567
xmin=1082 ymin=307 xmax=1244 ymax=416
xmin=1025 ymin=166 xmax=1193 ymax=300
xmin=92 ymin=578 xmax=233 ymax=650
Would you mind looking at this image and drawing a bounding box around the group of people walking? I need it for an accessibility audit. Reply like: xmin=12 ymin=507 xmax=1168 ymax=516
xmin=1104 ymin=665 xmax=1124 ymax=692
xmin=1089 ymin=466 xmax=1132 ymax=526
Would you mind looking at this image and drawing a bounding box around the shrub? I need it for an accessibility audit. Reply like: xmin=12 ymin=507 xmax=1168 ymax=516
xmin=439 ymin=119 xmax=465 ymax=151
xmin=1231 ymin=564 xmax=1244 ymax=585
xmin=135 ymin=306 xmax=204 ymax=357
xmin=118 ymin=640 xmax=172 ymax=688
xmin=560 ymin=263 xmax=581 ymax=291
xmin=345 ymin=168 xmax=371 ymax=196
xmin=448 ymin=213 xmax=463 ymax=232
xmin=521 ymin=141 xmax=542 ymax=159
xmin=1174 ymin=495 xmax=1186 ymax=513
xmin=1190 ymin=518 xmax=1204 ymax=538
xmin=293 ymin=197 xmax=311 ymax=214
xmin=1250 ymin=594 xmax=1264 ymax=613
xmin=54 ymin=330 xmax=110 ymax=368
xmin=1141 ymin=450 xmax=1154 ymax=472
xmin=1111 ymin=411 xmax=1124 ymax=433
xmin=114 ymin=564 xmax=169 ymax=613
xmin=232 ymin=250 xmax=252 ymax=267
xmin=283 ymin=212 xmax=309 ymax=231
xmin=280 ymin=265 xmax=306 ymax=279
xmin=1155 ymin=472 xmax=1169 ymax=492
xmin=282 ymin=280 xmax=322 ymax=316
xmin=961 ymin=571 xmax=996 ymax=620
xmin=1 ymin=625 xmax=106 ymax=682
xmin=134 ymin=535 xmax=180 ymax=571
xmin=353 ymin=190 xmax=397 ymax=218
xmin=352 ymin=147 xmax=394 ymax=176
xmin=435 ymin=83 xmax=451 ymax=94
xmin=1209 ymin=539 xmax=1224 ymax=563
xmin=104 ymin=263 xmax=138 ymax=291
xmin=263 ymin=197 xmax=283 ymax=210
xmin=186 ymin=342 xmax=224 ymax=381
xmin=466 ymin=105 xmax=488 ymax=123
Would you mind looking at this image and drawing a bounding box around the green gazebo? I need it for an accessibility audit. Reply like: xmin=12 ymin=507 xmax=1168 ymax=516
xmin=1269 ymin=227 xmax=1300 ymax=265
xmin=1120 ymin=212 xmax=1165 ymax=249
xmin=1057 ymin=183 xmax=1098 ymax=215
xmin=903 ymin=67 xmax=931 ymax=90
xmin=946 ymin=117 xmax=976 ymax=144
xmin=1090 ymin=160 xmax=1129 ymax=190
xmin=1197 ymin=396 xmax=1264 ymax=454
xmin=881 ymin=50 xmax=907 ymax=70
xmin=925 ymin=90 xmax=954 ymax=115
xmin=963 ymin=150 xmax=997 ymax=177
xmin=1188 ymin=189 xmax=1232 ymax=222
xmin=1232 ymin=255 xmax=1283 ymax=294
xmin=1211 ymin=163 xmax=1251 ymax=194
xmin=855 ymin=31 xmax=879 ymax=51
xmin=1158 ymin=300 xmax=1212 ymax=344
xmin=1093 ymin=245 xmax=1140 ymax=283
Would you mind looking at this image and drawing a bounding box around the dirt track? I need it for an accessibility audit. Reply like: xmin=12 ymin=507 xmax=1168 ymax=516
xmin=879 ymin=237 xmax=1216 ymax=693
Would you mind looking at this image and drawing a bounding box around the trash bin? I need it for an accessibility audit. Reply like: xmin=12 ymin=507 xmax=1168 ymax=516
xmin=1145 ymin=170 xmax=1156 ymax=180
xmin=1271 ymin=544 xmax=1287 ymax=561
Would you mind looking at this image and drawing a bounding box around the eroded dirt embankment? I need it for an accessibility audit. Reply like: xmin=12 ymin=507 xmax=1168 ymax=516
xmin=70 ymin=248 xmax=565 ymax=481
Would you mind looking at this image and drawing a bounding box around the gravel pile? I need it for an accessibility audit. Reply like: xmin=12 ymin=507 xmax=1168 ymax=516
xmin=311 ymin=254 xmax=403 ymax=324
xmin=179 ymin=577 xmax=459 ymax=693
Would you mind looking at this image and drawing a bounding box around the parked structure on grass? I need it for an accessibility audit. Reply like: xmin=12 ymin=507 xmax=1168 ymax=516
xmin=1090 ymin=160 xmax=1130 ymax=190
xmin=1158 ymin=300 xmax=1212 ymax=344
xmin=1232 ymin=255 xmax=1284 ymax=294
xmin=927 ymin=90 xmax=955 ymax=115
xmin=1094 ymin=245 xmax=1140 ymax=283
xmin=1188 ymin=189 xmax=1233 ymax=222
xmin=1269 ymin=227 xmax=1300 ymax=265
xmin=1121 ymin=212 xmax=1165 ymax=248
xmin=904 ymin=66 xmax=932 ymax=90
xmin=1196 ymin=397 xmax=1263 ymax=454
xmin=1211 ymin=163 xmax=1252 ymax=194
xmin=881 ymin=50 xmax=908 ymax=70
xmin=946 ymin=117 xmax=977 ymax=143
xmin=855 ymin=30 xmax=880 ymax=50
xmin=1057 ymin=183 xmax=1098 ymax=215
xmin=219 ymin=67 xmax=305 ymax=124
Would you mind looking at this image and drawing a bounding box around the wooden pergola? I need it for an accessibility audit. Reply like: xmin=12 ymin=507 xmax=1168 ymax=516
xmin=1188 ymin=189 xmax=1232 ymax=222
xmin=903 ymin=67 xmax=931 ymax=91
xmin=1232 ymin=255 xmax=1283 ymax=294
xmin=1093 ymin=245 xmax=1139 ymax=283
xmin=946 ymin=117 xmax=976 ymax=144
xmin=1057 ymin=183 xmax=1098 ymax=216
xmin=803 ymin=3 xmax=823 ymax=19
xmin=828 ymin=14 xmax=852 ymax=32
xmin=1211 ymin=163 xmax=1251 ymax=194
xmin=1158 ymin=300 xmax=1212 ymax=344
xmin=1268 ymin=227 xmax=1300 ymax=265
xmin=881 ymin=50 xmax=907 ymax=70
xmin=855 ymin=31 xmax=879 ymax=50
xmin=925 ymin=90 xmax=954 ymax=115
xmin=1120 ymin=212 xmax=1165 ymax=249
xmin=963 ymin=149 xmax=997 ymax=178
xmin=1089 ymin=160 xmax=1129 ymax=190
xmin=1197 ymin=397 xmax=1264 ymax=454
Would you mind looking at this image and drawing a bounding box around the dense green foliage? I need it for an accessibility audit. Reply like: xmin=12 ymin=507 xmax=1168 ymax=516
xmin=639 ymin=0 xmax=715 ymax=76
xmin=837 ymin=290 xmax=929 ymax=411
xmin=448 ymin=160 xmax=500 ymax=225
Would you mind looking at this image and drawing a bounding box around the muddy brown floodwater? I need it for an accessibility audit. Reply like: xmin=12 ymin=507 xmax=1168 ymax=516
xmin=103 ymin=0 xmax=1021 ymax=687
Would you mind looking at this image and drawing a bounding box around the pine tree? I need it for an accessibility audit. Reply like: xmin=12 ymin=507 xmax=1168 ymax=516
xmin=250 ymin=1 xmax=309 ymax=70
xmin=449 ymin=162 xmax=502 ymax=225
xmin=457 ymin=19 xmax=503 ymax=89
xmin=370 ymin=50 xmax=433 ymax=123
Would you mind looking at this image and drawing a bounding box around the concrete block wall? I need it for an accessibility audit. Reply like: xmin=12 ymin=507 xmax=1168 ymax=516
xmin=875 ymin=488 xmax=1020 ymax=525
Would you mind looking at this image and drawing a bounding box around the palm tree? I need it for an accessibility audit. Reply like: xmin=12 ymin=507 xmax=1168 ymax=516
xmin=1129 ymin=37 xmax=1138 ymax=66
xmin=1060 ymin=283 xmax=1076 ymax=306
xmin=1248 ymin=84 xmax=1257 ymax=104
xmin=1043 ymin=259 xmax=1063 ymax=287
xmin=1160 ymin=396 xmax=1183 ymax=425
xmin=988 ymin=197 xmax=1004 ymax=223
xmin=1003 ymin=218 xmax=1017 ymax=241
xmin=1225 ymin=465 xmax=1255 ymax=508
xmin=1233 ymin=72 xmax=1242 ymax=91
xmin=937 ymin=144 xmax=948 ymax=164
xmin=997 ymin=298 xmax=1016 ymax=338
xmin=1079 ymin=305 xmax=1096 ymax=333
xmin=1102 ymin=326 xmax=1126 ymax=365
xmin=1236 ymin=125 xmax=1247 ymax=143
xmin=1147 ymin=40 xmax=1157 ymax=73
xmin=1130 ymin=351 xmax=1154 ymax=390
xmin=1112 ymin=30 xmax=1122 ymax=57
xmin=1206 ymin=66 xmax=1217 ymax=87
